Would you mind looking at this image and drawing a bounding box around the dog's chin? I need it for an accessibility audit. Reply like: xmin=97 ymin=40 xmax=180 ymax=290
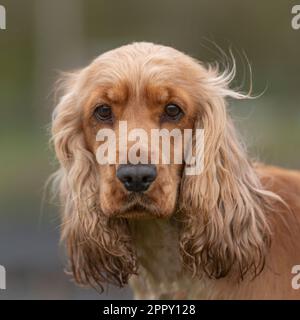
xmin=117 ymin=206 xmax=156 ymax=219
xmin=111 ymin=193 xmax=168 ymax=219
xmin=116 ymin=203 xmax=162 ymax=220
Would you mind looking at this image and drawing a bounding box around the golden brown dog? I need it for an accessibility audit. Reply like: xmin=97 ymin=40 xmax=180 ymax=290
xmin=51 ymin=42 xmax=300 ymax=299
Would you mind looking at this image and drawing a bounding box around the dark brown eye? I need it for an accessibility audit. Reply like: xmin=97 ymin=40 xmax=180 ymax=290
xmin=164 ymin=104 xmax=183 ymax=121
xmin=93 ymin=104 xmax=113 ymax=122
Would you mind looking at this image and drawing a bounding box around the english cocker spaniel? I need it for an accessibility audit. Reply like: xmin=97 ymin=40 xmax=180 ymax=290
xmin=51 ymin=42 xmax=300 ymax=299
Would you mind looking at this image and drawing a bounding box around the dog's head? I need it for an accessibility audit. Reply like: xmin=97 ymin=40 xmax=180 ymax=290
xmin=51 ymin=43 xmax=276 ymax=290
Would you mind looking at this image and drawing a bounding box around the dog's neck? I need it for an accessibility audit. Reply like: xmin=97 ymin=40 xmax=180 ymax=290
xmin=129 ymin=217 xmax=182 ymax=278
xmin=128 ymin=217 xmax=192 ymax=299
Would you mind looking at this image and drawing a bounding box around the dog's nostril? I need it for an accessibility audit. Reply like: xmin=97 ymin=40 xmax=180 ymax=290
xmin=142 ymin=176 xmax=149 ymax=183
xmin=142 ymin=175 xmax=155 ymax=183
xmin=116 ymin=164 xmax=157 ymax=192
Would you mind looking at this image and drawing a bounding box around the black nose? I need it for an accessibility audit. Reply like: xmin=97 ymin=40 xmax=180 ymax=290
xmin=116 ymin=164 xmax=157 ymax=192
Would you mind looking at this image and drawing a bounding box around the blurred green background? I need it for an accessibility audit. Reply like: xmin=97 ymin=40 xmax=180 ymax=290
xmin=0 ymin=0 xmax=299 ymax=299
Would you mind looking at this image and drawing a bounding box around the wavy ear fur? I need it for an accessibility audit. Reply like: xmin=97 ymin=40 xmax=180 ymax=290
xmin=51 ymin=71 xmax=137 ymax=291
xmin=179 ymin=63 xmax=279 ymax=280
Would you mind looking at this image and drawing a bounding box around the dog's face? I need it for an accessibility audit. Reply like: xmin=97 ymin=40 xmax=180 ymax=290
xmin=81 ymin=49 xmax=200 ymax=219
xmin=52 ymin=43 xmax=274 ymax=290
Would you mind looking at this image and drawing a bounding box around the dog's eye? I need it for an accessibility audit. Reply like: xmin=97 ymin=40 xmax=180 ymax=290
xmin=164 ymin=104 xmax=183 ymax=121
xmin=93 ymin=104 xmax=113 ymax=122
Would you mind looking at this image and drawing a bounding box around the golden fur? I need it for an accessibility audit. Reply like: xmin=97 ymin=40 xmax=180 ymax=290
xmin=51 ymin=42 xmax=300 ymax=299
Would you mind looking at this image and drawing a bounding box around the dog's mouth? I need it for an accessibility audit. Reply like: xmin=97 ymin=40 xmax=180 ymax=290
xmin=113 ymin=193 xmax=160 ymax=219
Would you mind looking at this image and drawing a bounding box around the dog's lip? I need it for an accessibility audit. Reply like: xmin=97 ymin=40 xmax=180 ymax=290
xmin=115 ymin=203 xmax=153 ymax=217
xmin=112 ymin=195 xmax=159 ymax=219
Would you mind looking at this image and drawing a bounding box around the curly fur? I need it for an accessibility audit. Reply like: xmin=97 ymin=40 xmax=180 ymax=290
xmin=50 ymin=42 xmax=300 ymax=299
xmin=51 ymin=77 xmax=137 ymax=291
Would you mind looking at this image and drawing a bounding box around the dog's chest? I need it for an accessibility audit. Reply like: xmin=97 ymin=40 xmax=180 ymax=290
xmin=128 ymin=219 xmax=200 ymax=299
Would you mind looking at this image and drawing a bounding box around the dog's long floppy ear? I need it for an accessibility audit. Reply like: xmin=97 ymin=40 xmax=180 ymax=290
xmin=51 ymin=71 xmax=137 ymax=291
xmin=179 ymin=63 xmax=279 ymax=280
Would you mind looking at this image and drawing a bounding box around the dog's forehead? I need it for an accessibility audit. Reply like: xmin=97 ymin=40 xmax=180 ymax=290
xmin=80 ymin=43 xmax=204 ymax=109
xmin=88 ymin=44 xmax=199 ymax=89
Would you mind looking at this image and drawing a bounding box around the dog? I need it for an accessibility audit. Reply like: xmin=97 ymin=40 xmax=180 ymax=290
xmin=51 ymin=42 xmax=300 ymax=299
